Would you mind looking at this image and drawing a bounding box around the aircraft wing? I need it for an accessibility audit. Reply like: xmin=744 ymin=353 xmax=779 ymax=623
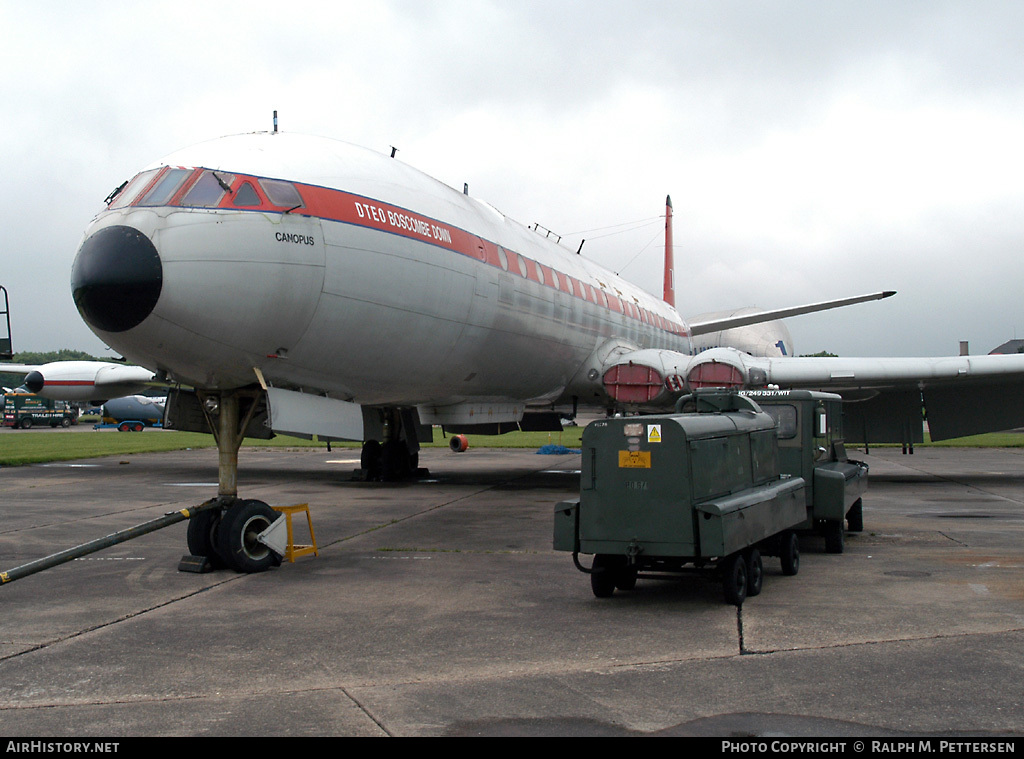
xmin=685 ymin=348 xmax=1024 ymax=443
xmin=600 ymin=346 xmax=1024 ymax=444
xmin=688 ymin=291 xmax=896 ymax=336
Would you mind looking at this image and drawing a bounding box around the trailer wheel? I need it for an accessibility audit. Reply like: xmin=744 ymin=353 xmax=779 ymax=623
xmin=847 ymin=499 xmax=863 ymax=532
xmin=590 ymin=555 xmax=617 ymax=598
xmin=824 ymin=520 xmax=845 ymax=554
xmin=19 ymin=418 xmax=32 ymax=429
xmin=780 ymin=531 xmax=800 ymax=576
xmin=615 ymin=565 xmax=638 ymax=591
xmin=745 ymin=549 xmax=763 ymax=597
xmin=217 ymin=499 xmax=281 ymax=573
xmin=722 ymin=553 xmax=748 ymax=606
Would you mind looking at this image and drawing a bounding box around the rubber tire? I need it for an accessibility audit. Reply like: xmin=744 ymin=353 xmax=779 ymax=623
xmin=60 ymin=418 xmax=71 ymax=428
xmin=847 ymin=499 xmax=864 ymax=532
xmin=615 ymin=565 xmax=638 ymax=591
xmin=745 ymin=549 xmax=763 ymax=597
xmin=360 ymin=440 xmax=382 ymax=480
xmin=217 ymin=499 xmax=281 ymax=573
xmin=824 ymin=520 xmax=845 ymax=554
xmin=19 ymin=418 xmax=31 ymax=429
xmin=722 ymin=553 xmax=748 ymax=606
xmin=381 ymin=439 xmax=413 ymax=480
xmin=590 ymin=555 xmax=617 ymax=598
xmin=186 ymin=508 xmax=227 ymax=569
xmin=780 ymin=531 xmax=800 ymax=576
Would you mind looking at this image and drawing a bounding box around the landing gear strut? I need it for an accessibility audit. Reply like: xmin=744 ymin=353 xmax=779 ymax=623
xmin=182 ymin=389 xmax=282 ymax=573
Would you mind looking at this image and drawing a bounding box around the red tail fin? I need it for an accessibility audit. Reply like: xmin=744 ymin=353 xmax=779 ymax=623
xmin=663 ymin=195 xmax=675 ymax=306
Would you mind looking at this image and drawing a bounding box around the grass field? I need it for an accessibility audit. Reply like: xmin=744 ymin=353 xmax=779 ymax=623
xmin=0 ymin=426 xmax=587 ymax=467
xmin=0 ymin=423 xmax=1019 ymax=467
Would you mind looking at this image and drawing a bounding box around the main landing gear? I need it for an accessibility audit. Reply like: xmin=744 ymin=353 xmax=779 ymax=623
xmin=356 ymin=408 xmax=427 ymax=482
xmin=181 ymin=389 xmax=282 ymax=574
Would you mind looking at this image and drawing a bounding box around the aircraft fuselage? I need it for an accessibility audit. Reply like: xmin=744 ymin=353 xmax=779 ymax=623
xmin=72 ymin=133 xmax=691 ymax=412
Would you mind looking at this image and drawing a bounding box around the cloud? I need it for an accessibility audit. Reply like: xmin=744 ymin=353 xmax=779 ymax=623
xmin=1 ymin=0 xmax=1022 ymax=359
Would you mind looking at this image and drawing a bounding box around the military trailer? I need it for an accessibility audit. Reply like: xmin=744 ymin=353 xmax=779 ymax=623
xmin=553 ymin=391 xmax=808 ymax=605
xmin=740 ymin=389 xmax=868 ymax=553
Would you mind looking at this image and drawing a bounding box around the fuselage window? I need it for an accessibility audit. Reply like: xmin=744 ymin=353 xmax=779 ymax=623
xmin=138 ymin=168 xmax=191 ymax=207
xmin=181 ymin=171 xmax=235 ymax=207
xmin=497 ymin=247 xmax=509 ymax=271
xmin=232 ymin=182 xmax=262 ymax=207
xmin=259 ymin=178 xmax=304 ymax=209
xmin=109 ymin=168 xmax=162 ymax=209
xmin=517 ymin=255 xmax=529 ymax=278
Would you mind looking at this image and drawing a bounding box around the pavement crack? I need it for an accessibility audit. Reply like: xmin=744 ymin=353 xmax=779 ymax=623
xmin=737 ymin=605 xmax=747 ymax=654
xmin=0 ymin=579 xmax=240 ymax=665
xmin=341 ymin=687 xmax=394 ymax=737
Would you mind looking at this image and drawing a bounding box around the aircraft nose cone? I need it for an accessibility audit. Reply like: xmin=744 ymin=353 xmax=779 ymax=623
xmin=71 ymin=225 xmax=162 ymax=333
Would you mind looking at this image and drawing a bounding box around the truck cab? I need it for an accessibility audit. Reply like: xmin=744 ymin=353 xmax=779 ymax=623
xmin=741 ymin=389 xmax=868 ymax=553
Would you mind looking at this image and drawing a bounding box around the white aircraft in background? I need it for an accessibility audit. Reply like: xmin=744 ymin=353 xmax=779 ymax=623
xmin=0 ymin=359 xmax=154 ymax=402
xmin=57 ymin=129 xmax=1024 ymax=571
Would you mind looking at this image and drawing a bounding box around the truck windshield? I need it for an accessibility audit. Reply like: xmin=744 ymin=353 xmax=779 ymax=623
xmin=762 ymin=404 xmax=798 ymax=439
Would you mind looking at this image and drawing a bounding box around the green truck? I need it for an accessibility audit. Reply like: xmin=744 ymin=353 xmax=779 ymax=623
xmin=740 ymin=389 xmax=868 ymax=554
xmin=553 ymin=389 xmax=867 ymax=604
xmin=2 ymin=392 xmax=78 ymax=429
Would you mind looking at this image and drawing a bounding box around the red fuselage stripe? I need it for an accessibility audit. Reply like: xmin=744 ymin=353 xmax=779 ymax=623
xmin=127 ymin=166 xmax=690 ymax=340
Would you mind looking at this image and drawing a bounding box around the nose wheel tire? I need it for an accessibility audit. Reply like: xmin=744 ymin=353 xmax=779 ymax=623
xmin=186 ymin=508 xmax=227 ymax=569
xmin=216 ymin=499 xmax=282 ymax=573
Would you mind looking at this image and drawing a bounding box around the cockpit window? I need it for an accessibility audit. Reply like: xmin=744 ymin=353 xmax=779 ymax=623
xmin=137 ymin=168 xmax=191 ymax=206
xmin=259 ymin=179 xmax=304 ymax=209
xmin=232 ymin=182 xmax=261 ymax=207
xmin=109 ymin=168 xmax=161 ymax=209
xmin=181 ymin=170 xmax=235 ymax=207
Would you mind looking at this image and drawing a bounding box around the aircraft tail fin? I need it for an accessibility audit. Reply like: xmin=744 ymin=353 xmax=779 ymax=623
xmin=663 ymin=196 xmax=674 ymax=306
xmin=0 ymin=286 xmax=12 ymax=360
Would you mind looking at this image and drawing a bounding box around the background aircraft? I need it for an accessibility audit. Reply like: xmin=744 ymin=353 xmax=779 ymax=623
xmin=0 ymin=360 xmax=154 ymax=404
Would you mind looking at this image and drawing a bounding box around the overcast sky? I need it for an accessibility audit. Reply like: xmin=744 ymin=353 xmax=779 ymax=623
xmin=3 ymin=0 xmax=1023 ymax=358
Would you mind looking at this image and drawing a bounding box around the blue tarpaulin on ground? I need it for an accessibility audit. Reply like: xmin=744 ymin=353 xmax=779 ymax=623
xmin=536 ymin=444 xmax=581 ymax=455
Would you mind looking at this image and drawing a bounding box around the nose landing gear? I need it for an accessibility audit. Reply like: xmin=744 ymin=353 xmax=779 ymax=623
xmin=182 ymin=389 xmax=283 ymax=573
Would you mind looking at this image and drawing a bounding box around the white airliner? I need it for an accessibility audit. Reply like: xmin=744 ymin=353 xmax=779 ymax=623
xmin=0 ymin=359 xmax=154 ymax=401
xmin=34 ymin=129 xmax=1024 ymax=571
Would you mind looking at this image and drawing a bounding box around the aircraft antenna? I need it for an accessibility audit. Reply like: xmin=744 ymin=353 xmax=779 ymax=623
xmin=273 ymin=110 xmax=278 ymax=134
